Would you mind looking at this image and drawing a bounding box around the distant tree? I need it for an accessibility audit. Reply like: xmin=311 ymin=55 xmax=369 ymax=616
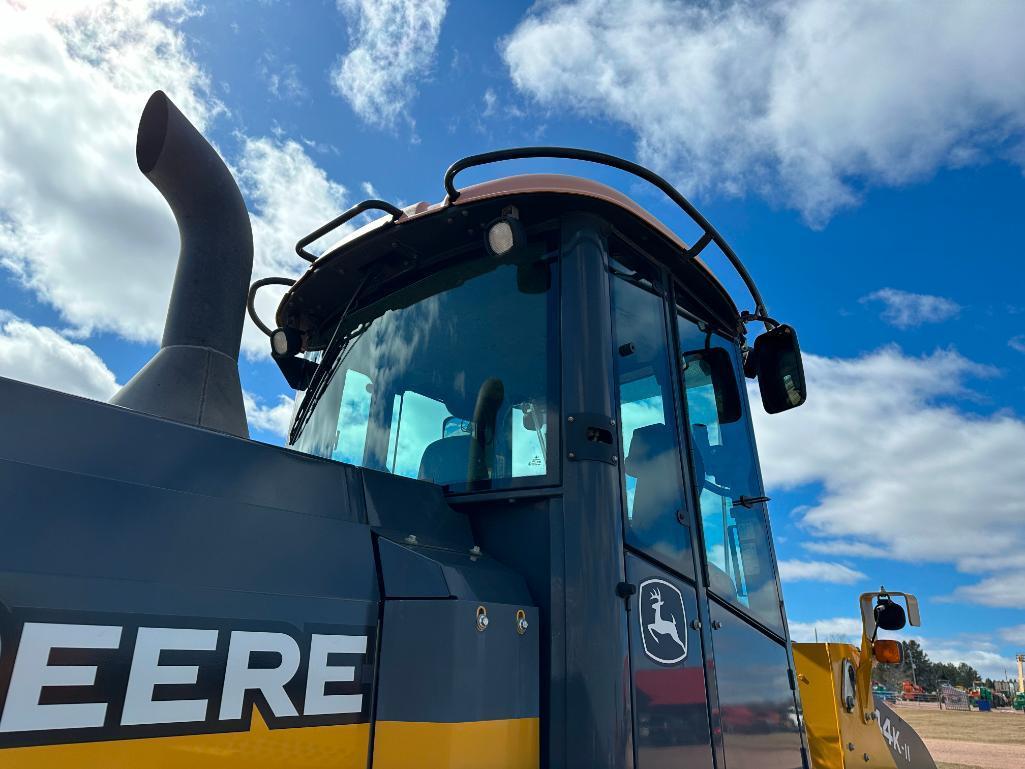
xmin=956 ymin=662 xmax=981 ymax=689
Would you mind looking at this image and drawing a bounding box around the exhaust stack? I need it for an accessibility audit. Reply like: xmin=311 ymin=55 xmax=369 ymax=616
xmin=110 ymin=91 xmax=252 ymax=438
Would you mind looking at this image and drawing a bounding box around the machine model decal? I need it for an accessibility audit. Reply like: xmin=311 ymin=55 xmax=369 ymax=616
xmin=0 ymin=601 xmax=374 ymax=749
xmin=638 ymin=579 xmax=687 ymax=665
xmin=874 ymin=697 xmax=936 ymax=769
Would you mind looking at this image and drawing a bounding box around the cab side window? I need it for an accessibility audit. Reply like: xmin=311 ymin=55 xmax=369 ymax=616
xmin=611 ymin=258 xmax=695 ymax=578
xmin=678 ymin=314 xmax=783 ymax=634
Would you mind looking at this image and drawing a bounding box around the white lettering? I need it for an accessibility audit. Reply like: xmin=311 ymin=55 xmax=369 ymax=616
xmin=219 ymin=631 xmax=300 ymax=720
xmin=303 ymin=634 xmax=366 ymax=716
xmin=0 ymin=623 xmax=121 ymax=733
xmin=122 ymin=627 xmax=218 ymax=726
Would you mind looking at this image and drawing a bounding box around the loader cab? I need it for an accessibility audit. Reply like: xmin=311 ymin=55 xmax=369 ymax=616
xmin=265 ymin=153 xmax=807 ymax=769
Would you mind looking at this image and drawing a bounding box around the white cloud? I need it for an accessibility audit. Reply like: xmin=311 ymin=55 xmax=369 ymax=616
xmin=0 ymin=3 xmax=357 ymax=364
xmin=482 ymin=87 xmax=497 ymax=117
xmin=0 ymin=314 xmax=118 ymax=400
xmin=753 ymin=345 xmax=1025 ymax=607
xmin=998 ymin=625 xmax=1025 ymax=643
xmin=331 ymin=0 xmax=448 ymax=128
xmin=1009 ymin=335 xmax=1025 ymax=354
xmin=236 ymin=136 xmax=351 ymax=356
xmin=860 ymin=288 xmax=961 ymax=329
xmin=0 ymin=0 xmax=217 ymax=343
xmin=947 ymin=576 xmax=1025 ymax=610
xmin=259 ymin=54 xmax=306 ymax=101
xmin=788 ymin=617 xmax=862 ymax=643
xmin=503 ymin=0 xmax=1025 ymax=224
xmin=243 ymin=391 xmax=295 ymax=438
xmin=778 ymin=560 xmax=867 ymax=584
xmin=803 ymin=540 xmax=888 ymax=559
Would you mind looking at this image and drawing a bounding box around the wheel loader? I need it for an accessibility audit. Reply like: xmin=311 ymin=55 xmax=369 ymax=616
xmin=0 ymin=91 xmax=935 ymax=768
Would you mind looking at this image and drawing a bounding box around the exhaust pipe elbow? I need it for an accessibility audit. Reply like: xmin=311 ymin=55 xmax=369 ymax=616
xmin=111 ymin=91 xmax=253 ymax=438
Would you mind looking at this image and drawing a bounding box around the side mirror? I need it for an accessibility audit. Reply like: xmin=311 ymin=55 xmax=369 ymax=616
xmin=874 ymin=596 xmax=907 ymax=631
xmin=755 ymin=324 xmax=807 ymax=414
xmin=859 ymin=588 xmax=920 ymax=638
xmin=683 ymin=347 xmax=742 ymax=423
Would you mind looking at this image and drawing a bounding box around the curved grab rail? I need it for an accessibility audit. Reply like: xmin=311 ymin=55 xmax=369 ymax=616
xmin=247 ymin=276 xmax=296 ymax=337
xmin=295 ymin=199 xmax=404 ymax=263
xmin=443 ymin=147 xmax=768 ymax=321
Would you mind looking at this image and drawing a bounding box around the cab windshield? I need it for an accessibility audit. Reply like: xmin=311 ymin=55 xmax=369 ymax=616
xmin=290 ymin=245 xmax=558 ymax=492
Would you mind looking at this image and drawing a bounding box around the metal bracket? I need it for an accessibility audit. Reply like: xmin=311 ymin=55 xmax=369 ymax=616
xmin=565 ymin=413 xmax=619 ymax=465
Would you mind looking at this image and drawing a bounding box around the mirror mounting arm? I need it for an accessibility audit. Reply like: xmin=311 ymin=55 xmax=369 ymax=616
xmin=738 ymin=309 xmax=780 ymax=338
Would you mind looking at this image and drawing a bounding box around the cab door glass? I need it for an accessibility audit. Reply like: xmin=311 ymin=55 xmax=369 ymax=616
xmin=677 ymin=315 xmax=783 ymax=634
xmin=611 ymin=260 xmax=695 ymax=578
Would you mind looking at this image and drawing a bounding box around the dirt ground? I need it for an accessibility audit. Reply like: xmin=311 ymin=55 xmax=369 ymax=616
xmin=895 ymin=705 xmax=1025 ymax=769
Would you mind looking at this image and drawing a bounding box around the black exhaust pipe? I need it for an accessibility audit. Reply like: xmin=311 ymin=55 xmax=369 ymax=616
xmin=110 ymin=91 xmax=252 ymax=438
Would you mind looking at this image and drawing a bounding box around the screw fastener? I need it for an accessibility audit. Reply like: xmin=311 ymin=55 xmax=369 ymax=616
xmin=516 ymin=609 xmax=528 ymax=635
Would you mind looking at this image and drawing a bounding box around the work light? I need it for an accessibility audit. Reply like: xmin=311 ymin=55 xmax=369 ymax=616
xmin=270 ymin=326 xmax=302 ymax=358
xmin=485 ymin=210 xmax=526 ymax=257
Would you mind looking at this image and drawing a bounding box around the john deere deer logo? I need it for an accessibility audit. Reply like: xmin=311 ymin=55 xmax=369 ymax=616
xmin=638 ymin=578 xmax=687 ymax=664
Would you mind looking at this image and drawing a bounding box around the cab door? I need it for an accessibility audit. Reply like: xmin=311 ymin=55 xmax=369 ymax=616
xmin=675 ymin=307 xmax=805 ymax=769
xmin=609 ymin=254 xmax=715 ymax=769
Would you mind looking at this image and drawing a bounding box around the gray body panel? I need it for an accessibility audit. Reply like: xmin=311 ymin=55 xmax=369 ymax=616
xmin=708 ymin=601 xmax=804 ymax=769
xmin=375 ymin=600 xmax=538 ymax=723
xmin=626 ymin=554 xmax=715 ymax=769
xmin=0 ymin=375 xmax=537 ymax=756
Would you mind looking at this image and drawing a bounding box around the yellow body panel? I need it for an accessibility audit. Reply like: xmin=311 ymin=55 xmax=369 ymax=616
xmin=1 ymin=715 xmax=539 ymax=769
xmin=793 ymin=642 xmax=897 ymax=769
xmin=0 ymin=713 xmax=370 ymax=769
xmin=373 ymin=717 xmax=540 ymax=769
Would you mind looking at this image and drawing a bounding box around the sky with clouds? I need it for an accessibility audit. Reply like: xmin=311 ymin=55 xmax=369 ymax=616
xmin=1 ymin=0 xmax=1024 ymax=681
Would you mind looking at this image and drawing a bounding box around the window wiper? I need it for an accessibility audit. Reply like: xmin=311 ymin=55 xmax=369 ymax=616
xmin=289 ymin=270 xmax=376 ymax=444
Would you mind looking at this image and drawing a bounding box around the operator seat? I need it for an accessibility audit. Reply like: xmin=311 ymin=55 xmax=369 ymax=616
xmin=625 ymin=423 xmax=679 ymax=532
xmin=418 ymin=435 xmax=472 ymax=485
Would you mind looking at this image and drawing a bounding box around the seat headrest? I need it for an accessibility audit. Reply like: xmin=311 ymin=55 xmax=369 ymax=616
xmin=417 ymin=435 xmax=472 ymax=485
xmin=625 ymin=423 xmax=672 ymax=475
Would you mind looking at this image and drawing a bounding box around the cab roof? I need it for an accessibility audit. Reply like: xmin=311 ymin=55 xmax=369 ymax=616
xmin=276 ymin=173 xmax=740 ymax=347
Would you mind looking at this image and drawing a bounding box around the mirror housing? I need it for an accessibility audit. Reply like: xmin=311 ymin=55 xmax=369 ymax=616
xmin=859 ymin=588 xmax=921 ymax=638
xmin=874 ymin=596 xmax=907 ymax=631
xmin=754 ymin=324 xmax=807 ymax=414
xmin=683 ymin=347 xmax=742 ymax=424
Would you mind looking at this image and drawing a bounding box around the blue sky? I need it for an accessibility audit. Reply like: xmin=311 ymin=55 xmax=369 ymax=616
xmin=1 ymin=0 xmax=1024 ymax=680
